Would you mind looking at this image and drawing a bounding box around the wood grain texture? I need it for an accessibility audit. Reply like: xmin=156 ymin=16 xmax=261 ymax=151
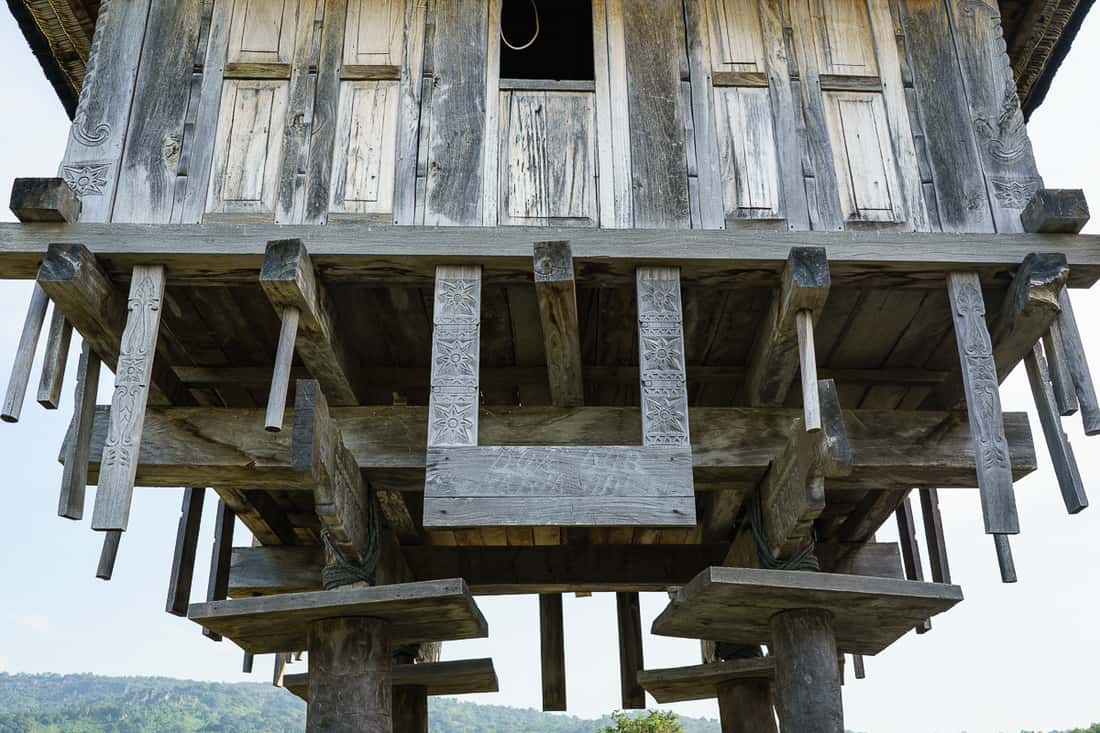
xmin=534 ymin=242 xmax=584 ymax=407
xmin=307 ymin=617 xmax=391 ymax=733
xmin=617 ymin=591 xmax=646 ymax=709
xmin=166 ymin=487 xmax=205 ymax=616
xmin=9 ymin=178 xmax=81 ymax=223
xmin=190 ymin=579 xmax=488 ymax=654
xmin=918 ymin=488 xmax=951 ymax=583
xmin=651 ymin=566 xmax=963 ymax=655
xmin=2 ymin=284 xmax=49 ymax=422
xmin=539 ymin=593 xmax=566 ymax=711
xmin=1043 ymin=324 xmax=1078 ymax=416
xmin=303 ymin=0 xmax=349 ymax=224
xmin=426 ymin=265 xmax=482 ymax=447
xmin=1024 ymin=342 xmax=1088 ymax=513
xmin=895 ymin=495 xmax=931 ymax=633
xmin=392 ymin=0 xmax=427 ymax=225
xmin=92 ymin=265 xmax=167 ymax=531
xmin=638 ymin=267 xmax=691 ymax=451
xmin=202 ymin=499 xmax=235 ymax=641
xmin=36 ymin=306 xmax=73 ymax=409
xmin=770 ymin=609 xmax=843 ymax=733
xmin=1055 ymin=289 xmax=1100 ymax=435
xmin=58 ymin=342 xmax=100 ymax=519
xmin=1021 ymin=189 xmax=1090 ymax=234
xmin=284 ymin=658 xmax=499 ymax=702
xmin=637 ymin=657 xmax=774 ymax=704
xmin=393 ymin=686 xmax=427 ymax=733
xmin=96 ymin=530 xmax=122 ymax=580
xmin=718 ymin=678 xmax=777 ymax=733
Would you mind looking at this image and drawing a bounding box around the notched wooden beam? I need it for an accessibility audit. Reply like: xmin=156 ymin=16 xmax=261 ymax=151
xmin=1021 ymin=189 xmax=1090 ymax=234
xmin=534 ymin=241 xmax=584 ymax=407
xmin=9 ymin=178 xmax=81 ymax=223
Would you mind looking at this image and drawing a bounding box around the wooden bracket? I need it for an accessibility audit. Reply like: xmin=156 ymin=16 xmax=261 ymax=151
xmin=260 ymin=239 xmax=363 ymax=430
xmin=533 ymin=241 xmax=584 ymax=407
xmin=9 ymin=178 xmax=81 ymax=223
xmin=1021 ymin=189 xmax=1090 ymax=234
xmin=744 ymin=247 xmax=831 ymax=423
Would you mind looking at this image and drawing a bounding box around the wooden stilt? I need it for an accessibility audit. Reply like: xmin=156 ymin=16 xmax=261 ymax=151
xmin=994 ymin=534 xmax=1017 ymax=583
xmin=203 ymin=499 xmax=235 ymax=641
xmin=265 ymin=307 xmax=299 ymax=432
xmin=2 ymin=283 xmax=50 ymax=422
xmin=307 ymin=617 xmax=392 ymax=733
xmin=533 ymin=241 xmax=584 ymax=407
xmin=1044 ymin=325 xmax=1078 ymax=416
xmin=539 ymin=593 xmax=566 ymax=711
xmin=166 ymin=487 xmax=205 ymax=616
xmin=617 ymin=591 xmax=646 ymax=710
xmin=273 ymin=652 xmax=288 ymax=686
xmin=769 ymin=609 xmax=843 ymax=733
xmin=852 ymin=655 xmax=866 ymax=679
xmin=96 ymin=530 xmax=122 ymax=580
xmin=895 ymin=497 xmax=931 ymax=633
xmin=242 ymin=653 xmax=254 ymax=674
xmin=58 ymin=342 xmax=100 ymax=520
xmin=393 ymin=686 xmax=429 ymax=733
xmin=1024 ymin=342 xmax=1088 ymax=514
xmin=717 ymin=679 xmax=777 ymax=733
xmin=36 ymin=306 xmax=72 ymax=409
xmin=918 ymin=488 xmax=951 ymax=584
xmin=1055 ymin=289 xmax=1100 ymax=435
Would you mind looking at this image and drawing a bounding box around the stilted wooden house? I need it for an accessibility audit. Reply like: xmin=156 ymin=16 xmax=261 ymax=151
xmin=2 ymin=0 xmax=1098 ymax=729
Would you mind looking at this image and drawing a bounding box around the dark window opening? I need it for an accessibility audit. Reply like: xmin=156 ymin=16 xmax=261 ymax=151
xmin=499 ymin=0 xmax=595 ymax=81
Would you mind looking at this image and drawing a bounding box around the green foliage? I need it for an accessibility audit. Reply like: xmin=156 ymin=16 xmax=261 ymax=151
xmin=599 ymin=710 xmax=684 ymax=733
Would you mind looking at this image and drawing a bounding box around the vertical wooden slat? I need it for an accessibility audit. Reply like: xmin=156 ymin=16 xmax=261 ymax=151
xmin=591 ymin=0 xmax=618 ymax=228
xmin=534 ymin=242 xmax=584 ymax=407
xmin=616 ymin=591 xmax=646 ymax=709
xmin=1055 ymin=290 xmax=1100 ymax=435
xmin=303 ymin=0 xmax=350 ymax=224
xmin=918 ymin=488 xmax=951 ymax=583
xmin=637 ymin=267 xmax=690 ymax=449
xmin=96 ymin=530 xmax=122 ymax=580
xmin=166 ymin=487 xmax=206 ymax=616
xmin=92 ymin=265 xmax=168 ymax=532
xmin=605 ymin=0 xmax=634 ymax=228
xmin=539 ymin=593 xmax=566 ymax=711
xmin=1044 ymin=324 xmax=1078 ymax=416
xmin=393 ymin=0 xmax=428 ymax=224
xmin=36 ymin=307 xmax=73 ymax=409
xmin=1024 ymin=343 xmax=1088 ymax=514
xmin=2 ymin=284 xmax=50 ymax=422
xmin=683 ymin=0 xmax=726 ymax=229
xmin=895 ymin=495 xmax=931 ymax=633
xmin=203 ymin=499 xmax=236 ymax=641
xmin=59 ymin=342 xmax=101 ymax=520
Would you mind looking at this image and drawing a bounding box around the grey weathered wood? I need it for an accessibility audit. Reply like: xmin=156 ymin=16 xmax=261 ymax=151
xmin=1024 ymin=342 xmax=1088 ymax=514
xmin=59 ymin=342 xmax=101 ymax=520
xmin=895 ymin=496 xmax=931 ymax=633
xmin=266 ymin=307 xmax=300 ymax=431
xmin=852 ymin=654 xmax=866 ymax=679
xmin=534 ymin=242 xmax=584 ymax=407
xmin=622 ymin=0 xmax=690 ymax=227
xmin=189 ymin=579 xmax=488 ymax=654
xmin=81 ymin=404 xmax=1038 ymax=492
xmin=284 ymin=658 xmax=499 ymax=702
xmin=393 ymin=685 xmax=427 ymax=733
xmin=652 ymin=567 xmax=963 ymax=655
xmin=96 ymin=530 xmax=122 ymax=580
xmin=797 ymin=311 xmax=820 ymax=431
xmin=36 ymin=306 xmax=73 ymax=409
xmin=744 ymin=248 xmax=831 ymax=407
xmin=637 ymin=657 xmax=774 ymax=704
xmin=1044 ymin=324 xmax=1078 ymax=415
xmin=242 ymin=653 xmax=254 ymax=674
xmin=260 ymin=239 xmax=363 ymax=406
xmin=7 ymin=224 xmax=1100 ymax=288
xmin=426 ymin=265 xmax=482 ymax=447
xmin=166 ymin=487 xmax=205 ymax=617
xmin=814 ymin=542 xmax=904 ymax=579
xmin=1021 ymin=189 xmax=1090 ymax=234
xmin=918 ymin=488 xmax=951 ymax=584
xmin=2 ymin=284 xmax=50 ymax=422
xmin=303 ymin=0 xmax=349 ymax=224
xmin=945 ymin=272 xmax=1019 ymax=535
xmin=203 ymin=499 xmax=235 ymax=641
xmin=617 ymin=591 xmax=646 ymax=709
xmin=681 ymin=0 xmax=725 ymax=229
xmin=392 ymin=0 xmax=428 ymax=225
xmin=9 ymin=178 xmax=81 ymax=223
xmin=92 ymin=265 xmax=167 ymax=532
xmin=307 ymin=617 xmax=391 ymax=733
xmin=273 ymin=0 xmax=321 ymax=225
xmin=638 ymin=267 xmax=692 ymax=455
xmin=539 ymin=593 xmax=566 ymax=711
xmin=770 ymin=609 xmax=843 ymax=733
xmin=1055 ymin=289 xmax=1100 ymax=435
xmin=994 ymin=533 xmax=1017 ymax=583
xmin=718 ymin=678 xmax=777 ymax=733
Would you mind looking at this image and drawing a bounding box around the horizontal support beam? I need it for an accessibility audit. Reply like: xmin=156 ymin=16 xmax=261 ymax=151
xmin=228 ymin=542 xmax=903 ymax=596
xmin=81 ymin=405 xmax=1037 ymax=492
xmin=2 ymin=223 xmax=1100 ymax=287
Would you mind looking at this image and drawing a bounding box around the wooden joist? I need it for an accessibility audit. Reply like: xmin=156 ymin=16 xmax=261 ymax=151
xmin=188 ymin=579 xmax=488 ymax=654
xmin=80 ymin=404 xmax=1038 ymax=492
xmin=533 ymin=241 xmax=584 ymax=407
xmin=166 ymin=487 xmax=205 ymax=617
xmin=637 ymin=658 xmax=774 ymax=704
xmin=282 ymin=658 xmax=500 ymax=702
xmin=744 ymin=247 xmax=830 ymax=413
xmin=617 ymin=592 xmax=646 ymax=710
xmin=9 ymin=178 xmax=81 ymax=223
xmin=5 ymin=223 xmax=1100 ymax=288
xmin=539 ymin=593 xmax=566 ymax=711
xmin=1021 ymin=189 xmax=1090 ymax=234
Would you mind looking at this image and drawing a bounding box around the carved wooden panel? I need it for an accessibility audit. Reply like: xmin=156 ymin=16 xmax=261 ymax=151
xmin=705 ymin=0 xmax=765 ymax=72
xmin=227 ymin=0 xmax=302 ymax=65
xmin=427 ymin=265 xmax=482 ymax=448
xmin=822 ymin=91 xmax=902 ymax=222
xmin=809 ymin=0 xmax=878 ymax=76
xmin=206 ymin=80 xmax=289 ymax=219
xmin=637 ymin=267 xmax=691 ymax=448
xmin=713 ymin=86 xmax=780 ymax=219
xmin=497 ymin=91 xmax=597 ymax=226
xmin=344 ymin=0 xmax=405 ymax=67
xmin=329 ymin=80 xmax=400 ymax=218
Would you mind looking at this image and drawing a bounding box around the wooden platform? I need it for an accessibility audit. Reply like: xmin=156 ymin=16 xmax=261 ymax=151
xmin=188 ymin=580 xmax=487 ymax=654
xmin=282 ymin=657 xmax=499 ymax=702
xmin=637 ymin=658 xmax=775 ymax=703
xmin=652 ymin=567 xmax=962 ymax=655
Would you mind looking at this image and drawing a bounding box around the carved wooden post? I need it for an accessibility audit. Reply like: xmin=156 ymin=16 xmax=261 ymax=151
xmin=717 ymin=678 xmax=777 ymax=733
xmin=307 ymin=617 xmax=392 ymax=733
xmin=770 ymin=609 xmax=844 ymax=733
xmin=427 ymin=265 xmax=483 ymax=449
xmin=637 ymin=267 xmax=690 ymax=449
xmin=946 ymin=272 xmax=1019 ymax=581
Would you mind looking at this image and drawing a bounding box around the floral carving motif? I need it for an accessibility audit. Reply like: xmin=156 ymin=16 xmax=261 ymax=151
xmin=62 ymin=163 xmax=111 ymax=197
xmin=639 ymin=327 xmax=684 ymax=376
xmin=642 ymin=387 xmax=689 ymax=446
xmin=430 ymin=397 xmax=477 ymax=446
xmin=431 ymin=328 xmax=478 ymax=386
xmin=436 ymin=279 xmax=480 ymax=322
xmin=990 ymin=176 xmax=1041 ymax=209
xmin=638 ymin=279 xmax=681 ymax=322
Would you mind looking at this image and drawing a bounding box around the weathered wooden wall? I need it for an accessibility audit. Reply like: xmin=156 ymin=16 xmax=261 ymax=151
xmin=57 ymin=0 xmax=1043 ymax=233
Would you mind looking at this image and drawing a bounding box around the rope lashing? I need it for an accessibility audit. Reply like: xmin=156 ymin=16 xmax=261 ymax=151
xmin=320 ymin=485 xmax=384 ymax=590
xmin=501 ymin=0 xmax=540 ymax=51
xmin=744 ymin=491 xmax=821 ymax=572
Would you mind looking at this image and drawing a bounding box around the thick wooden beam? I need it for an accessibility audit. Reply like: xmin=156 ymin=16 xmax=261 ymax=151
xmin=539 ymin=593 xmax=566 ymax=711
xmin=5 ymin=224 xmax=1100 ymax=288
xmin=1024 ymin=343 xmax=1088 ymax=514
xmin=1055 ymin=289 xmax=1100 ymax=435
xmin=36 ymin=306 xmax=73 ymax=409
xmin=91 ymin=265 xmax=167 ymax=532
xmin=81 ymin=404 xmax=1038 ymax=492
xmin=533 ymin=241 xmax=584 ymax=407
xmin=58 ymin=342 xmax=100 ymax=520
xmin=617 ymin=591 xmax=646 ymax=709
xmin=203 ymin=499 xmax=235 ymax=642
xmin=36 ymin=244 xmax=187 ymax=406
xmin=166 ymin=487 xmax=205 ymax=617
xmin=744 ymin=247 xmax=830 ymax=407
xmin=1021 ymin=189 xmax=1090 ymax=234
xmin=9 ymin=178 xmax=81 ymax=223
xmin=260 ymin=239 xmax=362 ymax=409
xmin=307 ymin=618 xmax=391 ymax=732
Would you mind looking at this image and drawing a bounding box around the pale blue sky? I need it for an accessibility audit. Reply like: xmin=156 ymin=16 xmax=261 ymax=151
xmin=1 ymin=9 xmax=1100 ymax=733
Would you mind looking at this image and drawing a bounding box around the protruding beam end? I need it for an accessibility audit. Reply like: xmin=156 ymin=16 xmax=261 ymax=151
xmin=994 ymin=534 xmax=1017 ymax=583
xmin=97 ymin=530 xmax=122 ymax=580
xmin=1021 ymin=189 xmax=1090 ymax=234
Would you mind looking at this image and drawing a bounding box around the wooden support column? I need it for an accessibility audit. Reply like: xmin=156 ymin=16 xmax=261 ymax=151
xmin=307 ymin=617 xmax=392 ymax=733
xmin=534 ymin=241 xmax=584 ymax=407
xmin=717 ymin=679 xmax=777 ymax=733
xmin=37 ymin=307 xmax=73 ymax=409
xmin=945 ymin=272 xmax=1019 ymax=581
xmin=393 ymin=686 xmax=428 ymax=733
xmin=744 ymin=248 xmax=830 ymax=424
xmin=203 ymin=499 xmax=235 ymax=641
xmin=918 ymin=489 xmax=951 ymax=583
xmin=260 ymin=239 xmax=363 ymax=430
xmin=2 ymin=284 xmax=49 ymax=422
xmin=59 ymin=342 xmax=100 ymax=519
xmin=637 ymin=266 xmax=691 ymax=449
xmin=539 ymin=593 xmax=566 ymax=711
xmin=1054 ymin=289 xmax=1100 ymax=435
xmin=770 ymin=609 xmax=843 ymax=733
xmin=1024 ymin=343 xmax=1088 ymax=513
xmin=617 ymin=591 xmax=646 ymax=710
xmin=92 ymin=265 xmax=167 ymax=532
xmin=166 ymin=487 xmax=205 ymax=616
xmin=895 ymin=497 xmax=931 ymax=633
